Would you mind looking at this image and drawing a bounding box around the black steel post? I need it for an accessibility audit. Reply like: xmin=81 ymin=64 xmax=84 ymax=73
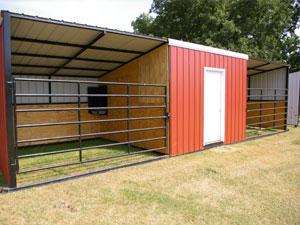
xmin=284 ymin=67 xmax=289 ymax=130
xmin=77 ymin=83 xmax=82 ymax=162
xmin=48 ymin=76 xmax=52 ymax=104
xmin=259 ymin=89 xmax=263 ymax=129
xmin=164 ymin=86 xmax=168 ymax=153
xmin=127 ymin=84 xmax=130 ymax=153
xmin=3 ymin=11 xmax=17 ymax=188
xmin=12 ymin=80 xmax=19 ymax=172
xmin=273 ymin=89 xmax=276 ymax=129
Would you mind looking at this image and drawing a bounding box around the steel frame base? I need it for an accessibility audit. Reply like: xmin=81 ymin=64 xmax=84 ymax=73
xmin=0 ymin=155 xmax=169 ymax=193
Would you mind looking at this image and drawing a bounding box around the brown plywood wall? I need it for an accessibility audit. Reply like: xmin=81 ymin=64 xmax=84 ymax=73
xmin=16 ymin=44 xmax=169 ymax=153
xmin=99 ymin=44 xmax=168 ymax=152
xmin=246 ymin=101 xmax=286 ymax=130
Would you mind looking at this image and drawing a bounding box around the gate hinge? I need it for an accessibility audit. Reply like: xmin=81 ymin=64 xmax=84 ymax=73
xmin=6 ymin=81 xmax=13 ymax=88
xmin=166 ymin=112 xmax=170 ymax=119
xmin=10 ymin=161 xmax=19 ymax=172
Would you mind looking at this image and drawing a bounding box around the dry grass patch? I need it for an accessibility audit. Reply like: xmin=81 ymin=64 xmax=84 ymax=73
xmin=0 ymin=126 xmax=299 ymax=225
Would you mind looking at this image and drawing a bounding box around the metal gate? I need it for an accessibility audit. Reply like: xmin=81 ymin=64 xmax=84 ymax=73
xmin=12 ymin=77 xmax=168 ymax=187
xmin=246 ymin=87 xmax=288 ymax=139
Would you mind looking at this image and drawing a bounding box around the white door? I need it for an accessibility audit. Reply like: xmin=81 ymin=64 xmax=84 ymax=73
xmin=204 ymin=67 xmax=225 ymax=145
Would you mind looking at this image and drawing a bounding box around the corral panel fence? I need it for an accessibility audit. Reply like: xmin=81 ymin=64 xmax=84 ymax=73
xmin=12 ymin=77 xmax=169 ymax=186
xmin=246 ymin=87 xmax=288 ymax=139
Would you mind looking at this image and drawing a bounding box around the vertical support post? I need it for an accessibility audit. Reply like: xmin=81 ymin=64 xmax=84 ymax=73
xmin=259 ymin=89 xmax=263 ymax=130
xmin=127 ymin=84 xmax=130 ymax=153
xmin=284 ymin=67 xmax=289 ymax=130
xmin=3 ymin=11 xmax=17 ymax=188
xmin=77 ymin=83 xmax=82 ymax=162
xmin=164 ymin=85 xmax=168 ymax=153
xmin=12 ymin=80 xmax=19 ymax=172
xmin=167 ymin=46 xmax=170 ymax=155
xmin=247 ymin=89 xmax=250 ymax=102
xmin=48 ymin=75 xmax=52 ymax=104
xmin=273 ymin=89 xmax=276 ymax=129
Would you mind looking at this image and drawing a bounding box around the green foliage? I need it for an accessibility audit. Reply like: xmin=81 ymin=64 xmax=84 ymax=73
xmin=132 ymin=0 xmax=300 ymax=71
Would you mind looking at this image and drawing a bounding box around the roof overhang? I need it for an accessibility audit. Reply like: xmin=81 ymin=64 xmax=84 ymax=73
xmin=2 ymin=11 xmax=167 ymax=78
xmin=168 ymin=38 xmax=249 ymax=60
xmin=247 ymin=58 xmax=288 ymax=76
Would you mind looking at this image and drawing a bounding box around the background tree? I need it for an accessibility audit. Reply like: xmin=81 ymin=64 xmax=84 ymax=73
xmin=132 ymin=0 xmax=300 ymax=71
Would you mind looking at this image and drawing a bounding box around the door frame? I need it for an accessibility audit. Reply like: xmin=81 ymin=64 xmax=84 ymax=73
xmin=203 ymin=67 xmax=226 ymax=145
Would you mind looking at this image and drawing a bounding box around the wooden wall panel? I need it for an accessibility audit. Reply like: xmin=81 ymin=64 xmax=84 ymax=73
xmin=17 ymin=44 xmax=169 ymax=153
xmin=246 ymin=101 xmax=286 ymax=130
xmin=99 ymin=44 xmax=168 ymax=153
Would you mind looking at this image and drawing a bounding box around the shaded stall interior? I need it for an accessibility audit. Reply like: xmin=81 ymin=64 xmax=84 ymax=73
xmin=247 ymin=58 xmax=289 ymax=138
xmin=1 ymin=11 xmax=169 ymax=187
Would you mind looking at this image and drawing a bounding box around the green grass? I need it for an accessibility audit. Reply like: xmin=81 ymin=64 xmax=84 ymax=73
xmin=17 ymin=138 xmax=161 ymax=186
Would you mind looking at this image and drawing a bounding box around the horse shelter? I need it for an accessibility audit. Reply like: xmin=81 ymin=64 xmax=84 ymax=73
xmin=0 ymin=11 xmax=289 ymax=190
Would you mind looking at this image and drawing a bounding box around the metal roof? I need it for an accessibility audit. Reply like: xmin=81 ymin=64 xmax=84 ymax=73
xmin=2 ymin=11 xmax=167 ymax=78
xmin=247 ymin=58 xmax=288 ymax=76
xmin=2 ymin=11 xmax=289 ymax=79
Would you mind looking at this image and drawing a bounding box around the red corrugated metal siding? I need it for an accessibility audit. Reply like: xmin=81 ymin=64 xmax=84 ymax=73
xmin=170 ymin=46 xmax=247 ymax=156
xmin=0 ymin=22 xmax=10 ymax=186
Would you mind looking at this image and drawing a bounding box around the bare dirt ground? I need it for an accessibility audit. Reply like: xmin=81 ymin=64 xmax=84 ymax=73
xmin=0 ymin=126 xmax=299 ymax=225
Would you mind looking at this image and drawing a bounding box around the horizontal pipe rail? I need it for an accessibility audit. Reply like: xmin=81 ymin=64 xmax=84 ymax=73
xmin=17 ymin=121 xmax=79 ymax=128
xmin=81 ymin=126 xmax=166 ymax=137
xmin=17 ymin=116 xmax=167 ymax=128
xmin=246 ymin=106 xmax=287 ymax=112
xmin=247 ymin=95 xmax=288 ymax=97
xmin=247 ymin=118 xmax=286 ymax=127
xmin=14 ymin=77 xmax=167 ymax=87
xmin=247 ymin=88 xmax=288 ymax=91
xmin=246 ymin=101 xmax=288 ymax=105
xmin=246 ymin=112 xmax=287 ymax=119
xmin=247 ymin=124 xmax=286 ymax=131
xmin=18 ymin=137 xmax=167 ymax=159
xmin=18 ymin=123 xmax=166 ymax=142
xmin=16 ymin=105 xmax=166 ymax=113
xmin=18 ymin=134 xmax=80 ymax=143
xmin=17 ymin=147 xmax=166 ymax=174
xmin=16 ymin=93 xmax=166 ymax=98
xmin=259 ymin=124 xmax=287 ymax=130
xmin=18 ymin=129 xmax=166 ymax=143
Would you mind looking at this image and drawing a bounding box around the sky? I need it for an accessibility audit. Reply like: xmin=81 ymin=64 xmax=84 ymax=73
xmin=0 ymin=0 xmax=299 ymax=35
xmin=0 ymin=0 xmax=152 ymax=32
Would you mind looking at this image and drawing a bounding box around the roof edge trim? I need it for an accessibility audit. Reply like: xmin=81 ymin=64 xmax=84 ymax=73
xmin=168 ymin=38 xmax=249 ymax=60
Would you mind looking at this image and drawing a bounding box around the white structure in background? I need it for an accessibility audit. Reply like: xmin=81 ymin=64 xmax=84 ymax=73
xmin=288 ymin=71 xmax=300 ymax=126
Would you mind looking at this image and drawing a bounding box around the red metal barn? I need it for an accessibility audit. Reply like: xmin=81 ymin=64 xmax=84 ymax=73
xmin=0 ymin=11 xmax=289 ymax=190
xmin=169 ymin=40 xmax=248 ymax=156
